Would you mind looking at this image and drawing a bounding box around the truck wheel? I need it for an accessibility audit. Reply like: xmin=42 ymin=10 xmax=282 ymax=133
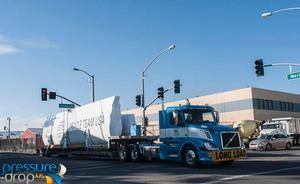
xmin=119 ymin=147 xmax=129 ymax=161
xmin=285 ymin=142 xmax=291 ymax=150
xmin=183 ymin=146 xmax=200 ymax=167
xmin=266 ymin=143 xmax=272 ymax=151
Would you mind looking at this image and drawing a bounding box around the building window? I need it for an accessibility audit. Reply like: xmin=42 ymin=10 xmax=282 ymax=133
xmin=283 ymin=102 xmax=288 ymax=111
xmin=254 ymin=99 xmax=297 ymax=112
xmin=261 ymin=99 xmax=265 ymax=109
xmin=270 ymin=100 xmax=274 ymax=110
xmin=279 ymin=101 xmax=283 ymax=111
xmin=265 ymin=100 xmax=270 ymax=110
xmin=256 ymin=99 xmax=260 ymax=109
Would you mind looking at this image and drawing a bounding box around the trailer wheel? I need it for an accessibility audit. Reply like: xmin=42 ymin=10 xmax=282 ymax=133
xmin=130 ymin=147 xmax=139 ymax=161
xmin=183 ymin=146 xmax=200 ymax=167
xmin=130 ymin=145 xmax=146 ymax=162
xmin=119 ymin=146 xmax=130 ymax=162
xmin=42 ymin=148 xmax=51 ymax=157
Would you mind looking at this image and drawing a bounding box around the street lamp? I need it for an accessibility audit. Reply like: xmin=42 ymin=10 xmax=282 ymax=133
xmin=141 ymin=44 xmax=176 ymax=136
xmin=6 ymin=117 xmax=11 ymax=139
xmin=261 ymin=7 xmax=300 ymax=18
xmin=73 ymin=67 xmax=95 ymax=102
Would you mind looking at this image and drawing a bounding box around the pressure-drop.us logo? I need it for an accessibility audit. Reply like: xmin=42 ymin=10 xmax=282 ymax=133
xmin=0 ymin=163 xmax=66 ymax=184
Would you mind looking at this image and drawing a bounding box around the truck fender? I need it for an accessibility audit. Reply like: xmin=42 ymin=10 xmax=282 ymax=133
xmin=180 ymin=141 xmax=202 ymax=160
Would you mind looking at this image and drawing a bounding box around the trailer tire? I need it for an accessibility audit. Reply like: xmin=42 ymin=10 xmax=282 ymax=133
xmin=119 ymin=146 xmax=130 ymax=162
xmin=130 ymin=147 xmax=139 ymax=161
xmin=42 ymin=148 xmax=51 ymax=157
xmin=130 ymin=146 xmax=145 ymax=162
xmin=183 ymin=146 xmax=200 ymax=167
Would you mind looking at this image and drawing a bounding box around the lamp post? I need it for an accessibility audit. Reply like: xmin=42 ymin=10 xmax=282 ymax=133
xmin=73 ymin=68 xmax=95 ymax=102
xmin=261 ymin=7 xmax=300 ymax=18
xmin=7 ymin=117 xmax=11 ymax=139
xmin=141 ymin=45 xmax=176 ymax=136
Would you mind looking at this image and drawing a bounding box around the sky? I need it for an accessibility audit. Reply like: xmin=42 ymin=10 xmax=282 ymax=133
xmin=0 ymin=0 xmax=300 ymax=130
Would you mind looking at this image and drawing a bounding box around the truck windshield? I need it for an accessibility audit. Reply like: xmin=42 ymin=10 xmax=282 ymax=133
xmin=182 ymin=109 xmax=216 ymax=124
xmin=262 ymin=124 xmax=279 ymax=129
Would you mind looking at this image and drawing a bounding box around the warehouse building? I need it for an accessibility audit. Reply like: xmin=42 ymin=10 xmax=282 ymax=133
xmin=122 ymin=87 xmax=300 ymax=135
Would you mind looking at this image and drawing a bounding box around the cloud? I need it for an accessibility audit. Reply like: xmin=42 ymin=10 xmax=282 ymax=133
xmin=0 ymin=34 xmax=21 ymax=55
xmin=0 ymin=44 xmax=20 ymax=55
xmin=0 ymin=34 xmax=59 ymax=56
xmin=17 ymin=37 xmax=60 ymax=49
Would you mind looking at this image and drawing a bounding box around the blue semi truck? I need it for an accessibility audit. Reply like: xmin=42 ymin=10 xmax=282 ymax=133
xmin=117 ymin=104 xmax=247 ymax=167
xmin=43 ymin=102 xmax=246 ymax=167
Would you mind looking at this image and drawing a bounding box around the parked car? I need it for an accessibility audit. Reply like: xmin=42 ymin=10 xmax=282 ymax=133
xmin=249 ymin=134 xmax=293 ymax=151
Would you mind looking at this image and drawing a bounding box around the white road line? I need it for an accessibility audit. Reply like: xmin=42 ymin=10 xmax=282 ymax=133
xmin=68 ymin=163 xmax=119 ymax=172
xmin=199 ymin=166 xmax=300 ymax=184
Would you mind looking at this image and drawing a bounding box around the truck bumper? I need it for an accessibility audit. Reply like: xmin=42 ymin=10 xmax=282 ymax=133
xmin=200 ymin=148 xmax=247 ymax=162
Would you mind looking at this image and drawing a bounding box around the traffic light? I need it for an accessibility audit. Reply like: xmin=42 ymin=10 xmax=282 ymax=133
xmin=135 ymin=95 xmax=142 ymax=107
xmin=49 ymin=92 xmax=56 ymax=100
xmin=41 ymin=88 xmax=48 ymax=101
xmin=157 ymin=87 xmax=164 ymax=99
xmin=255 ymin=59 xmax=264 ymax=77
xmin=174 ymin=80 xmax=180 ymax=94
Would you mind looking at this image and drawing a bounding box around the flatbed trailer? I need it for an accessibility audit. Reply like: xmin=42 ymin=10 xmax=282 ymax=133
xmin=43 ymin=136 xmax=160 ymax=160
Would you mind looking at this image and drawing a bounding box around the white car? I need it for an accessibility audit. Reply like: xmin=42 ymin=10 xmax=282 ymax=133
xmin=249 ymin=134 xmax=293 ymax=151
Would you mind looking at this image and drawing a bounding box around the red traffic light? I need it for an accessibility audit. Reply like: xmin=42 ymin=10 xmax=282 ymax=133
xmin=41 ymin=88 xmax=48 ymax=101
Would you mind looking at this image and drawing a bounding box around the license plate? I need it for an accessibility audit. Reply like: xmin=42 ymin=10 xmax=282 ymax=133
xmin=211 ymin=149 xmax=247 ymax=161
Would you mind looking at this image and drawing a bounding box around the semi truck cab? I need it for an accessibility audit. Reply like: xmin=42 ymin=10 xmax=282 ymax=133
xmin=159 ymin=104 xmax=246 ymax=167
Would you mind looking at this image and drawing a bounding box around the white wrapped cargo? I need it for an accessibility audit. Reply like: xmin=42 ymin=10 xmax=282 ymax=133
xmin=42 ymin=96 xmax=122 ymax=147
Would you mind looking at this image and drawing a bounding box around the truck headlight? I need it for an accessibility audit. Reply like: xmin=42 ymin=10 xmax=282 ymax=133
xmin=241 ymin=141 xmax=246 ymax=149
xmin=204 ymin=142 xmax=218 ymax=151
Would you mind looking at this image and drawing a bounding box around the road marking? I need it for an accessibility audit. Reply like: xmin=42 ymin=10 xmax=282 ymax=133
xmin=68 ymin=163 xmax=120 ymax=172
xmin=199 ymin=166 xmax=300 ymax=184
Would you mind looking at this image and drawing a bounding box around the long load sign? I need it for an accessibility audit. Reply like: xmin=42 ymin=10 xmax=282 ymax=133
xmin=211 ymin=149 xmax=247 ymax=161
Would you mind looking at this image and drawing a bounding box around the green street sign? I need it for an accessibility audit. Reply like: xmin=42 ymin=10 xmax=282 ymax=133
xmin=59 ymin=103 xmax=75 ymax=109
xmin=287 ymin=72 xmax=300 ymax=80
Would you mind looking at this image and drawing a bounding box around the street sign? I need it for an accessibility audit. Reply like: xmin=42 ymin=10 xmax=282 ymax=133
xmin=59 ymin=103 xmax=75 ymax=109
xmin=287 ymin=72 xmax=300 ymax=80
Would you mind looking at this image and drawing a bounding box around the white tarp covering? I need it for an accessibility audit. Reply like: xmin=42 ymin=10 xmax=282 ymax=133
xmin=42 ymin=96 xmax=122 ymax=147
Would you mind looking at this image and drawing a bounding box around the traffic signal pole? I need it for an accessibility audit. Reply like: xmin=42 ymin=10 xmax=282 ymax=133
xmin=141 ymin=71 xmax=146 ymax=136
xmin=255 ymin=59 xmax=300 ymax=78
xmin=264 ymin=63 xmax=300 ymax=73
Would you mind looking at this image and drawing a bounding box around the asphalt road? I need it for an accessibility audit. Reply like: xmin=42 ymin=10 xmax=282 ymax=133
xmin=0 ymin=147 xmax=300 ymax=184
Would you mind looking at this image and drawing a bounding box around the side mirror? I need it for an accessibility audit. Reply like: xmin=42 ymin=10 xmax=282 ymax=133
xmin=214 ymin=111 xmax=220 ymax=123
xmin=272 ymin=137 xmax=276 ymax=140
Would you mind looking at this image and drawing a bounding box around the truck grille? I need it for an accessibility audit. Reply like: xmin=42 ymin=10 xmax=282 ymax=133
xmin=221 ymin=132 xmax=241 ymax=149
